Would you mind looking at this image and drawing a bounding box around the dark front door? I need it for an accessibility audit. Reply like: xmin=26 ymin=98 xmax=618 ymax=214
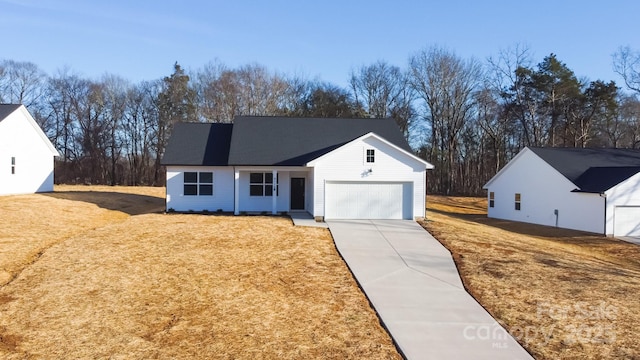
xmin=290 ymin=178 xmax=305 ymax=210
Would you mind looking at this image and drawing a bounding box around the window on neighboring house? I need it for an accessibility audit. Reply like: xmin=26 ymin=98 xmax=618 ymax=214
xmin=11 ymin=157 xmax=15 ymax=175
xmin=515 ymin=193 xmax=521 ymax=211
xmin=250 ymin=172 xmax=278 ymax=196
xmin=366 ymin=149 xmax=375 ymax=163
xmin=489 ymin=192 xmax=495 ymax=208
xmin=184 ymin=171 xmax=213 ymax=196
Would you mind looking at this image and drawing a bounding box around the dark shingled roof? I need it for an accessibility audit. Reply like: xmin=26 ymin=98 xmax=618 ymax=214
xmin=529 ymin=147 xmax=640 ymax=192
xmin=161 ymin=123 xmax=232 ymax=166
xmin=227 ymin=116 xmax=412 ymax=166
xmin=572 ymin=167 xmax=640 ymax=193
xmin=0 ymin=104 xmax=21 ymax=121
xmin=161 ymin=117 xmax=413 ymax=167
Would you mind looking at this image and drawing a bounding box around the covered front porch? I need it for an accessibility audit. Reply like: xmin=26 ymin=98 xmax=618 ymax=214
xmin=233 ymin=167 xmax=313 ymax=215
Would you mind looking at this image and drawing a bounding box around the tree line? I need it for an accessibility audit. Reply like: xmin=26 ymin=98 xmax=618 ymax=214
xmin=1 ymin=45 xmax=639 ymax=195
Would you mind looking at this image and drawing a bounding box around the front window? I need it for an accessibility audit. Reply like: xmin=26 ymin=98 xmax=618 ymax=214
xmin=184 ymin=171 xmax=213 ymax=196
xmin=10 ymin=156 xmax=15 ymax=175
xmin=250 ymin=172 xmax=278 ymax=196
xmin=199 ymin=172 xmax=213 ymax=195
xmin=515 ymin=193 xmax=521 ymax=211
xmin=366 ymin=149 xmax=375 ymax=163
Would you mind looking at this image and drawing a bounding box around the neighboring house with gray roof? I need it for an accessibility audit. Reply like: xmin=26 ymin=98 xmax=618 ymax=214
xmin=0 ymin=104 xmax=59 ymax=196
xmin=161 ymin=116 xmax=434 ymax=220
xmin=484 ymin=146 xmax=640 ymax=237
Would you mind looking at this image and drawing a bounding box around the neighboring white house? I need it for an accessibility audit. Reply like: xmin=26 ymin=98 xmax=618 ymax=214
xmin=161 ymin=117 xmax=434 ymax=220
xmin=0 ymin=104 xmax=59 ymax=196
xmin=484 ymin=146 xmax=640 ymax=237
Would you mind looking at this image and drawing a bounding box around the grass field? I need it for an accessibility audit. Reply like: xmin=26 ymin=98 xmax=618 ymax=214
xmin=422 ymin=196 xmax=640 ymax=360
xmin=0 ymin=186 xmax=400 ymax=359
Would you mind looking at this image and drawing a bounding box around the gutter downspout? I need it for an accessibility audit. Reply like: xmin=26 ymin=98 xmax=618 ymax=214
xmin=272 ymin=169 xmax=278 ymax=215
xmin=234 ymin=167 xmax=240 ymax=215
xmin=600 ymin=193 xmax=607 ymax=235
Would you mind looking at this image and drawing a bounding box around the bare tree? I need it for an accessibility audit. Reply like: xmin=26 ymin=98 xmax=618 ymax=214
xmin=613 ymin=46 xmax=640 ymax=94
xmin=0 ymin=60 xmax=46 ymax=108
xmin=603 ymin=94 xmax=640 ymax=148
xmin=193 ymin=62 xmax=292 ymax=122
xmin=100 ymin=74 xmax=129 ymax=185
xmin=349 ymin=61 xmax=415 ymax=137
xmin=44 ymin=69 xmax=89 ymax=182
xmin=193 ymin=60 xmax=228 ymax=122
xmin=122 ymin=80 xmax=160 ymax=185
xmin=409 ymin=46 xmax=483 ymax=194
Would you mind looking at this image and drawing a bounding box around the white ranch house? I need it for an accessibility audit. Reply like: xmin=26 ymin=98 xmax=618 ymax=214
xmin=161 ymin=117 xmax=433 ymax=220
xmin=484 ymin=146 xmax=640 ymax=237
xmin=0 ymin=104 xmax=59 ymax=195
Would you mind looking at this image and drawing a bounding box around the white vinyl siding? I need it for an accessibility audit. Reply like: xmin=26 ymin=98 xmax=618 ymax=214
xmin=485 ymin=149 xmax=604 ymax=233
xmin=166 ymin=166 xmax=234 ymax=212
xmin=312 ymin=136 xmax=426 ymax=220
xmin=0 ymin=107 xmax=58 ymax=196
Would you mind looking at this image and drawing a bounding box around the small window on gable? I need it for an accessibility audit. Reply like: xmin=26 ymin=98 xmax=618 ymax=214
xmin=489 ymin=192 xmax=495 ymax=208
xmin=366 ymin=149 xmax=375 ymax=163
xmin=515 ymin=193 xmax=521 ymax=211
xmin=11 ymin=157 xmax=15 ymax=175
xmin=184 ymin=171 xmax=213 ymax=196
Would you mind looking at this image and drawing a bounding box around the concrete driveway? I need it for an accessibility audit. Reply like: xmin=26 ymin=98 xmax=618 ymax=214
xmin=327 ymin=220 xmax=533 ymax=360
xmin=618 ymin=236 xmax=640 ymax=245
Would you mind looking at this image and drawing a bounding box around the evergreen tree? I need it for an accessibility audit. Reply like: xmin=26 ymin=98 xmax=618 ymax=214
xmin=154 ymin=62 xmax=197 ymax=184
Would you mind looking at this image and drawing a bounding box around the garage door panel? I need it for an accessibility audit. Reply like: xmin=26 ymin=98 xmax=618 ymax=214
xmin=614 ymin=206 xmax=640 ymax=237
xmin=325 ymin=182 xmax=411 ymax=220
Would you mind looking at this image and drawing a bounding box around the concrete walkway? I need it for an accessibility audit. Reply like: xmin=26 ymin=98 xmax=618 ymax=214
xmin=327 ymin=220 xmax=533 ymax=360
xmin=290 ymin=212 xmax=329 ymax=228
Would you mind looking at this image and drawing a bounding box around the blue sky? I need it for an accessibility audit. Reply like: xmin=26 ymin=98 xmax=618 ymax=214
xmin=2 ymin=0 xmax=639 ymax=88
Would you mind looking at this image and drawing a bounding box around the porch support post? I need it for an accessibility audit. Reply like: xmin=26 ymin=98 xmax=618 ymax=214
xmin=234 ymin=168 xmax=240 ymax=215
xmin=272 ymin=169 xmax=278 ymax=215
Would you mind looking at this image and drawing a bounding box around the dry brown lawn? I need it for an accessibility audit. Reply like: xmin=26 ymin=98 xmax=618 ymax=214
xmin=0 ymin=186 xmax=399 ymax=359
xmin=422 ymin=195 xmax=640 ymax=360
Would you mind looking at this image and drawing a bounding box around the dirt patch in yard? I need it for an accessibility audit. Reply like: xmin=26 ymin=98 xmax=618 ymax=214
xmin=0 ymin=186 xmax=399 ymax=359
xmin=422 ymin=195 xmax=640 ymax=360
xmin=48 ymin=184 xmax=166 ymax=215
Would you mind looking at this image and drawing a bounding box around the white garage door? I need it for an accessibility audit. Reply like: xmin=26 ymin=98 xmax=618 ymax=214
xmin=614 ymin=206 xmax=640 ymax=237
xmin=325 ymin=181 xmax=412 ymax=220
